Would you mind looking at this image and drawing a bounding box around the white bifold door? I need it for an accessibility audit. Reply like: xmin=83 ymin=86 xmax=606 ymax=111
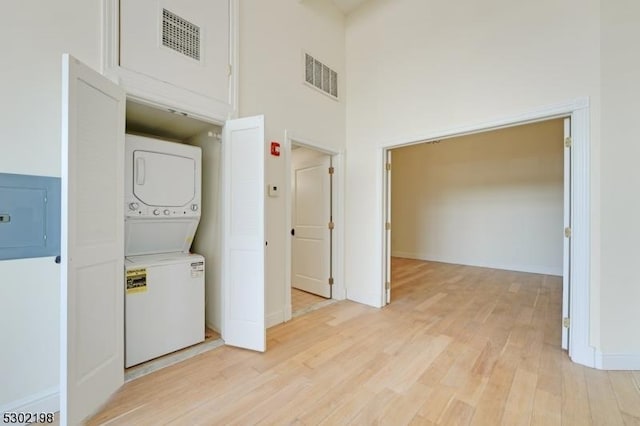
xmin=61 ymin=55 xmax=266 ymax=424
xmin=60 ymin=54 xmax=126 ymax=425
xmin=221 ymin=116 xmax=266 ymax=352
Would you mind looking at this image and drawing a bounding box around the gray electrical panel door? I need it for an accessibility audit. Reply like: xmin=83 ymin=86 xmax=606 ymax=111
xmin=0 ymin=173 xmax=60 ymax=260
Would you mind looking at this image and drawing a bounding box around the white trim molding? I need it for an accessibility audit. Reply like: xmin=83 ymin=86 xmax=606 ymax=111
xmin=566 ymin=105 xmax=595 ymax=368
xmin=379 ymin=98 xmax=596 ymax=368
xmin=101 ymin=0 xmax=238 ymax=123
xmin=595 ymin=351 xmax=640 ymax=370
xmin=391 ymin=252 xmax=563 ymax=277
xmin=0 ymin=387 xmax=59 ymax=425
xmin=266 ymin=310 xmax=285 ymax=329
xmin=283 ymin=131 xmax=346 ymax=322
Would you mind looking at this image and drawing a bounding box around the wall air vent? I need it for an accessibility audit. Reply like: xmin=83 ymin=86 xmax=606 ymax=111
xmin=304 ymin=53 xmax=338 ymax=99
xmin=162 ymin=9 xmax=201 ymax=61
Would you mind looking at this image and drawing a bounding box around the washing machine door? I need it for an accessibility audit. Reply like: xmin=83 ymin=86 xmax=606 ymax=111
xmin=133 ymin=150 xmax=196 ymax=207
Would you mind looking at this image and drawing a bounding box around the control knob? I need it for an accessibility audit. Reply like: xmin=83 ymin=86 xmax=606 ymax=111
xmin=153 ymin=209 xmax=160 ymax=216
xmin=191 ymin=204 xmax=199 ymax=212
xmin=164 ymin=209 xmax=170 ymax=216
xmin=128 ymin=202 xmax=139 ymax=211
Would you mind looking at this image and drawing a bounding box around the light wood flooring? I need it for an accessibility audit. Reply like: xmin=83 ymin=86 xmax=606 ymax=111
xmin=292 ymin=287 xmax=328 ymax=314
xmin=84 ymin=258 xmax=640 ymax=425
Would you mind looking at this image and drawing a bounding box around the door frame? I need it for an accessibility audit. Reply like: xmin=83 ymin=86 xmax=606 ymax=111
xmin=379 ymin=98 xmax=594 ymax=368
xmin=284 ymin=131 xmax=345 ymax=322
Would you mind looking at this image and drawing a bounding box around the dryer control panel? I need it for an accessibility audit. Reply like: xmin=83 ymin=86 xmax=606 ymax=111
xmin=126 ymin=201 xmax=200 ymax=218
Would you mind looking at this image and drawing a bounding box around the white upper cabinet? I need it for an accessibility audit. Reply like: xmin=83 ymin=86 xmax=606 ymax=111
xmin=103 ymin=0 xmax=236 ymax=122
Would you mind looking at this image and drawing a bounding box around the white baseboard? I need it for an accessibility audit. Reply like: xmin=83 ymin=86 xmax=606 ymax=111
xmin=391 ymin=251 xmax=563 ymax=276
xmin=345 ymin=288 xmax=383 ymax=308
xmin=204 ymin=321 xmax=221 ymax=335
xmin=0 ymin=387 xmax=59 ymax=425
xmin=595 ymin=351 xmax=640 ymax=370
xmin=266 ymin=310 xmax=284 ymax=328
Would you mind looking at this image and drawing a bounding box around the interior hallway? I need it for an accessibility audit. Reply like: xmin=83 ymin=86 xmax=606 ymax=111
xmin=85 ymin=258 xmax=640 ymax=425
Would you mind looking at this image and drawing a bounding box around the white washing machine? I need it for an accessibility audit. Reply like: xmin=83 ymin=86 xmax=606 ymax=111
xmin=125 ymin=253 xmax=205 ymax=367
xmin=123 ymin=134 xmax=206 ymax=367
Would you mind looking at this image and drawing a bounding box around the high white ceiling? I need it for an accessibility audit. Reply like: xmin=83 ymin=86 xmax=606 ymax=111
xmin=331 ymin=0 xmax=370 ymax=14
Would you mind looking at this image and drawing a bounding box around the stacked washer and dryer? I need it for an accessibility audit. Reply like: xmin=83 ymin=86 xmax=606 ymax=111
xmin=124 ymin=134 xmax=205 ymax=368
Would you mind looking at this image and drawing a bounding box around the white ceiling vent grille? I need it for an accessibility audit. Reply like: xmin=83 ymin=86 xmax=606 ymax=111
xmin=162 ymin=9 xmax=201 ymax=61
xmin=305 ymin=53 xmax=338 ymax=99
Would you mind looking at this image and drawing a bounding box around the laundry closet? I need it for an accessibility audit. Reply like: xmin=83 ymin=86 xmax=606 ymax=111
xmin=60 ymin=1 xmax=265 ymax=423
xmin=123 ymin=102 xmax=222 ymax=368
xmin=116 ymin=0 xmax=232 ymax=367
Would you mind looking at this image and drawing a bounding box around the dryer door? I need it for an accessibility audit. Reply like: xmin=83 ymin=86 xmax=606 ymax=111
xmin=133 ymin=150 xmax=196 ymax=207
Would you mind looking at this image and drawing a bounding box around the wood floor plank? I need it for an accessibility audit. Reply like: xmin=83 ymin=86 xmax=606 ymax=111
xmin=85 ymin=259 xmax=638 ymax=426
xmin=584 ymin=368 xmax=625 ymax=426
xmin=469 ymin=361 xmax=516 ymax=425
xmin=294 ymin=354 xmax=386 ymax=424
xmin=437 ymin=399 xmax=475 ymax=426
xmin=531 ymin=389 xmax=561 ymax=426
xmin=318 ymin=388 xmax=386 ymax=425
xmin=536 ymin=343 xmax=563 ymax=399
xmin=378 ymin=383 xmax=432 ymax=425
xmin=501 ymin=368 xmax=538 ymax=426
xmin=609 ymin=371 xmax=640 ymax=420
xmin=291 ymin=287 xmax=326 ymax=313
xmin=456 ymin=375 xmax=489 ymax=407
xmin=414 ymin=384 xmax=458 ymax=424
xmin=561 ymin=356 xmax=593 ymax=425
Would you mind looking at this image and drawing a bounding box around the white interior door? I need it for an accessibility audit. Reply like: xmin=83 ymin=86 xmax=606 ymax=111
xmin=562 ymin=117 xmax=571 ymax=350
xmin=60 ymin=54 xmax=126 ymax=425
xmin=221 ymin=115 xmax=265 ymax=352
xmin=384 ymin=150 xmax=392 ymax=304
xmin=291 ymin=148 xmax=331 ymax=298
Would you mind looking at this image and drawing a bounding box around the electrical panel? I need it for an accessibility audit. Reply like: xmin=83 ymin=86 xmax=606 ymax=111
xmin=0 ymin=173 xmax=60 ymax=261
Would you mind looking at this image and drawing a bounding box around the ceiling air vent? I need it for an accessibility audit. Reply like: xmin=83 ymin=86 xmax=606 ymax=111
xmin=305 ymin=53 xmax=338 ymax=99
xmin=162 ymin=9 xmax=201 ymax=61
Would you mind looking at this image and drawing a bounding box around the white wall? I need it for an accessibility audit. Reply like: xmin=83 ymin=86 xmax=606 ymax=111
xmin=238 ymin=0 xmax=346 ymax=327
xmin=392 ymin=120 xmax=564 ymax=275
xmin=186 ymin=129 xmax=223 ymax=332
xmin=0 ymin=1 xmax=103 ymax=411
xmin=600 ymin=1 xmax=640 ymax=357
xmin=344 ymin=0 xmax=601 ymax=317
xmin=0 ymin=0 xmax=345 ymax=410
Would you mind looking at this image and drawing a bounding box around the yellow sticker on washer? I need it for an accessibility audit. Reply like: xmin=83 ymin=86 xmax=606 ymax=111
xmin=126 ymin=268 xmax=147 ymax=294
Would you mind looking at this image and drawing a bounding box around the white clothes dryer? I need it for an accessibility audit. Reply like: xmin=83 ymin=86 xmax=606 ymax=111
xmin=124 ymin=134 xmax=202 ymax=255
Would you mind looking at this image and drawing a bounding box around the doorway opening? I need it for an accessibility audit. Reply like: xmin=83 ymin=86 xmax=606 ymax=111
xmin=380 ymin=100 xmax=593 ymax=367
xmin=386 ymin=118 xmax=568 ymax=345
xmin=285 ymin=137 xmax=343 ymax=320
